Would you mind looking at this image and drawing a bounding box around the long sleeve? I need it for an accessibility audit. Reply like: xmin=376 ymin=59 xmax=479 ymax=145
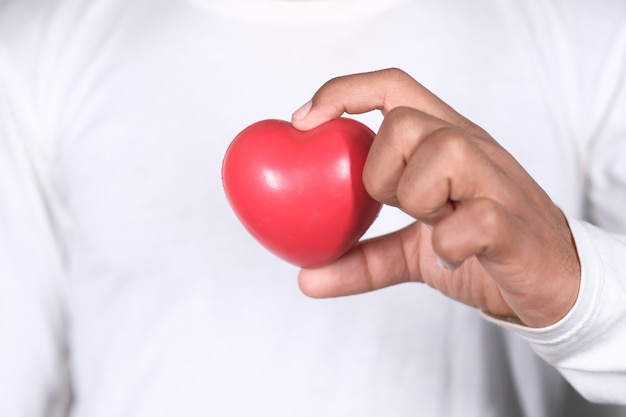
xmin=0 ymin=2 xmax=72 ymax=415
xmin=486 ymin=220 xmax=626 ymax=404
xmin=484 ymin=0 xmax=626 ymax=404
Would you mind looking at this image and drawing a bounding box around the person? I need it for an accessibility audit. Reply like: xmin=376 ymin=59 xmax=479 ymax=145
xmin=0 ymin=0 xmax=625 ymax=416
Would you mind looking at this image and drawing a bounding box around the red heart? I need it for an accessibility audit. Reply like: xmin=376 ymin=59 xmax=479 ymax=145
xmin=222 ymin=118 xmax=382 ymax=268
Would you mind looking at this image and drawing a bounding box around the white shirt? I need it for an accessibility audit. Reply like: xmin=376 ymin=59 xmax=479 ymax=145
xmin=1 ymin=0 xmax=625 ymax=416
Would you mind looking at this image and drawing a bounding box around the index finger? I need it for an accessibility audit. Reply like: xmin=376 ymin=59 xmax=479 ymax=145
xmin=291 ymin=68 xmax=483 ymax=136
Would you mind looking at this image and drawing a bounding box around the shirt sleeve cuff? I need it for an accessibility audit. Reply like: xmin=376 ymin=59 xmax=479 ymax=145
xmin=480 ymin=216 xmax=603 ymax=360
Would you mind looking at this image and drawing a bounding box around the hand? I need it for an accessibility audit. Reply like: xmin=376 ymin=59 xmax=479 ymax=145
xmin=291 ymin=68 xmax=581 ymax=328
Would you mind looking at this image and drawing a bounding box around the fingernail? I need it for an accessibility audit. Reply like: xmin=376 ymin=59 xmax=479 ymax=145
xmin=436 ymin=256 xmax=455 ymax=270
xmin=292 ymin=100 xmax=312 ymax=120
xmin=424 ymin=223 xmax=434 ymax=231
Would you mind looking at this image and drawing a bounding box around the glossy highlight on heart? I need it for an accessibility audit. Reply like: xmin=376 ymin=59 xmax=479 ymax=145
xmin=222 ymin=118 xmax=382 ymax=268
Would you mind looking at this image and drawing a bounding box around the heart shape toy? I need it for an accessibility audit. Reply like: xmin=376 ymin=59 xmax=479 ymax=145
xmin=222 ymin=118 xmax=382 ymax=268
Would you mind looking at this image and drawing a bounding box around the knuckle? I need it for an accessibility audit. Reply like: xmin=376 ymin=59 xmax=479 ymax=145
xmin=432 ymin=231 xmax=455 ymax=257
xmin=362 ymin=170 xmax=396 ymax=205
xmin=471 ymin=199 xmax=504 ymax=242
xmin=362 ymin=168 xmax=384 ymax=199
xmin=382 ymin=107 xmax=421 ymax=141
xmin=381 ymin=67 xmax=411 ymax=84
xmin=395 ymin=185 xmax=417 ymax=213
xmin=431 ymin=199 xmax=505 ymax=260
xmin=428 ymin=128 xmax=472 ymax=164
xmin=384 ymin=105 xmax=416 ymax=124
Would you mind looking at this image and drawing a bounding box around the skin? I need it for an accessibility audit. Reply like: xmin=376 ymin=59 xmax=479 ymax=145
xmin=291 ymin=68 xmax=581 ymax=328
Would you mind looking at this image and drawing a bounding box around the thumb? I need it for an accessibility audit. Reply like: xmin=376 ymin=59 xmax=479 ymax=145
xmin=298 ymin=222 xmax=424 ymax=298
